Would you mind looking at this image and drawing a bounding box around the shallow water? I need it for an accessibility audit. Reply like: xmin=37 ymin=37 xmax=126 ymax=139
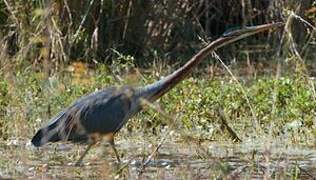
xmin=0 ymin=137 xmax=316 ymax=179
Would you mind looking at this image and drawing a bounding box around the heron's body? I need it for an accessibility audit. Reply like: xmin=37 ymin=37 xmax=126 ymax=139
xmin=32 ymin=86 xmax=140 ymax=146
xmin=31 ymin=22 xmax=283 ymax=164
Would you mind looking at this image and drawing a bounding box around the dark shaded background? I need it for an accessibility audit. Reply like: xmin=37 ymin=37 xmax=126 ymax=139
xmin=0 ymin=0 xmax=315 ymax=68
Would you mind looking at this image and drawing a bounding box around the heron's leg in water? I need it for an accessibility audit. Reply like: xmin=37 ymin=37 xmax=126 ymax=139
xmin=75 ymin=143 xmax=94 ymax=166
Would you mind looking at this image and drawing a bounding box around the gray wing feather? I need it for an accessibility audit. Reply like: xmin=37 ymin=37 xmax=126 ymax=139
xmin=80 ymin=89 xmax=132 ymax=133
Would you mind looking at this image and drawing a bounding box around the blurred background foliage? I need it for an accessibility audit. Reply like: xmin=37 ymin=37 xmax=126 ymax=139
xmin=0 ymin=0 xmax=315 ymax=69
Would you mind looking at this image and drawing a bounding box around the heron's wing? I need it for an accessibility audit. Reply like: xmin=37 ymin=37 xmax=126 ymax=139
xmin=78 ymin=87 xmax=133 ymax=134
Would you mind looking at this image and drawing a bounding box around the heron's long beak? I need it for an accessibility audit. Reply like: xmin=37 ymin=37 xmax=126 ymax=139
xmin=215 ymin=22 xmax=284 ymax=49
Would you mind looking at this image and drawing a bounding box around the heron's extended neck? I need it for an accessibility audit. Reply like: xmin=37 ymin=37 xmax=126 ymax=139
xmin=142 ymin=38 xmax=228 ymax=101
xmin=140 ymin=22 xmax=282 ymax=101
